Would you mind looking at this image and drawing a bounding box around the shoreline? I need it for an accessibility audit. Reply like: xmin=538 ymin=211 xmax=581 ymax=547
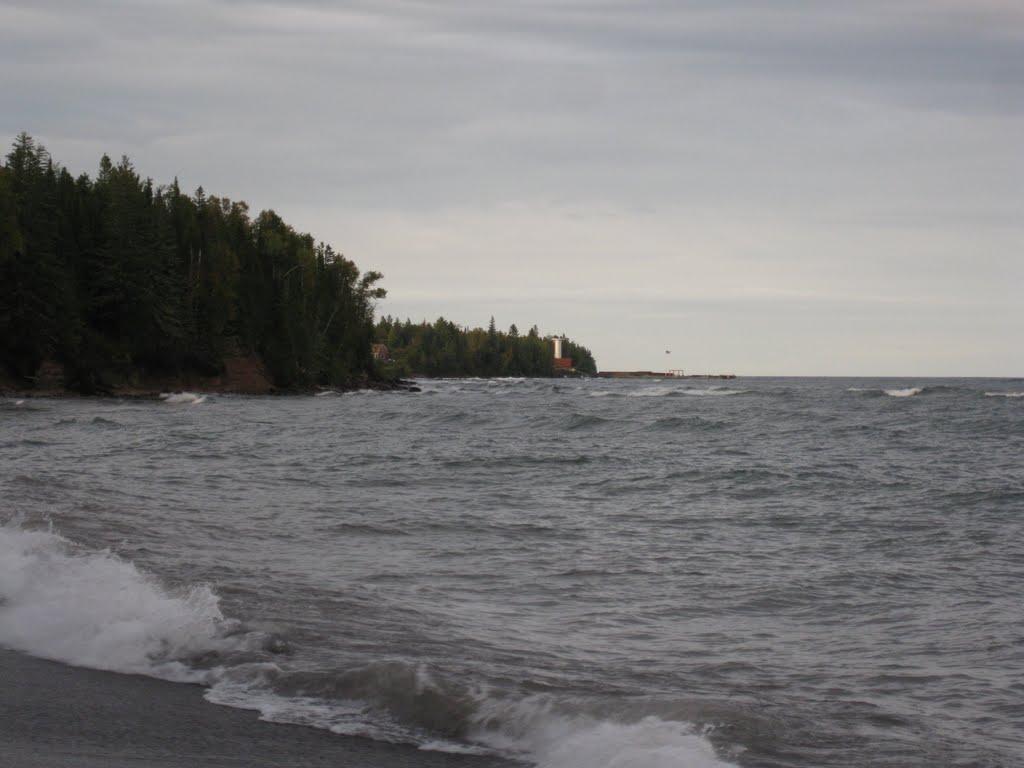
xmin=0 ymin=649 xmax=513 ymax=768
xmin=0 ymin=378 xmax=421 ymax=400
xmin=0 ymin=354 xmax=420 ymax=399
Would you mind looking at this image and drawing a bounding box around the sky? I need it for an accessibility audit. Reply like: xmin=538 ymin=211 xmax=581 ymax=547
xmin=2 ymin=0 xmax=1022 ymax=375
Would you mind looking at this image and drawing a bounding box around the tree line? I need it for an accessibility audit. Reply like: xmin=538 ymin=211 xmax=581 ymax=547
xmin=0 ymin=132 xmax=598 ymax=391
xmin=376 ymin=315 xmax=597 ymax=377
xmin=0 ymin=133 xmax=384 ymax=391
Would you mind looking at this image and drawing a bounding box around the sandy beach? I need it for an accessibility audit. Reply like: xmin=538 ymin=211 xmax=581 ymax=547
xmin=1 ymin=650 xmax=513 ymax=768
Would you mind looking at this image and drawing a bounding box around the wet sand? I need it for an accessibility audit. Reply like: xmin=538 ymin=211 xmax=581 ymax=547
xmin=1 ymin=650 xmax=514 ymax=768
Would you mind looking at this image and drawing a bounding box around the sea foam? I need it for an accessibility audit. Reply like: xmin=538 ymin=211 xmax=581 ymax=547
xmin=0 ymin=524 xmax=227 ymax=681
xmin=467 ymin=696 xmax=737 ymax=768
xmin=160 ymin=391 xmax=207 ymax=405
xmin=626 ymin=387 xmax=744 ymax=398
xmin=0 ymin=523 xmax=737 ymax=767
xmin=206 ymin=670 xmax=738 ymax=768
xmin=884 ymin=387 xmax=923 ymax=397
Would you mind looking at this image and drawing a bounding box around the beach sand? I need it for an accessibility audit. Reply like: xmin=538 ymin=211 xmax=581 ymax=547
xmin=1 ymin=649 xmax=515 ymax=768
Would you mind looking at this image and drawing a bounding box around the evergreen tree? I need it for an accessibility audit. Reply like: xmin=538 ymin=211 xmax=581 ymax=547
xmin=0 ymin=133 xmax=387 ymax=391
xmin=373 ymin=316 xmax=596 ymax=378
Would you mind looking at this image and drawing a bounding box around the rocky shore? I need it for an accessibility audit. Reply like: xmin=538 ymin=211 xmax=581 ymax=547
xmin=0 ymin=356 xmax=420 ymax=399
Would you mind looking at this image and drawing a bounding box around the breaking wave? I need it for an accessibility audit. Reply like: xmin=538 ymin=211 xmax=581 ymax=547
xmin=848 ymin=386 xmax=925 ymax=398
xmin=884 ymin=387 xmax=923 ymax=397
xmin=0 ymin=523 xmax=279 ymax=683
xmin=985 ymin=391 xmax=1024 ymax=398
xmin=160 ymin=391 xmax=207 ymax=405
xmin=474 ymin=709 xmax=735 ymax=768
xmin=207 ymin=668 xmax=737 ymax=767
xmin=0 ymin=522 xmax=736 ymax=768
xmin=627 ymin=387 xmax=745 ymax=398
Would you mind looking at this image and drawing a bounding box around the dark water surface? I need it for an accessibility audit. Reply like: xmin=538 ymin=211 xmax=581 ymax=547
xmin=2 ymin=377 xmax=1022 ymax=767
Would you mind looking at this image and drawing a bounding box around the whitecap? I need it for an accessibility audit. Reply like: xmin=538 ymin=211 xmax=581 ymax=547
xmin=680 ymin=388 xmax=746 ymax=397
xmin=160 ymin=391 xmax=206 ymax=405
xmin=0 ymin=524 xmax=247 ymax=683
xmin=984 ymin=391 xmax=1024 ymax=398
xmin=467 ymin=696 xmax=738 ymax=768
xmin=627 ymin=387 xmax=674 ymax=397
xmin=884 ymin=387 xmax=923 ymax=397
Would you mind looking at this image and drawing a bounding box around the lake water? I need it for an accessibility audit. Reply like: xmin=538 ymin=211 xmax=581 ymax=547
xmin=1 ymin=377 xmax=1022 ymax=767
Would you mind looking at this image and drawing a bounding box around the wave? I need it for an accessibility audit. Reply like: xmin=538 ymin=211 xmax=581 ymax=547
xmin=884 ymin=387 xmax=923 ymax=397
xmin=89 ymin=415 xmax=122 ymax=428
xmin=0 ymin=522 xmax=736 ymax=767
xmin=848 ymin=386 xmax=924 ymax=398
xmin=649 ymin=415 xmax=724 ymax=432
xmin=0 ymin=523 xmax=276 ymax=682
xmin=322 ymin=521 xmax=410 ymax=536
xmin=626 ymin=386 xmax=746 ymax=398
xmin=985 ymin=391 xmax=1024 ymax=398
xmin=679 ymin=388 xmax=747 ymax=397
xmin=2 ymin=397 xmax=41 ymax=410
xmin=625 ymin=386 xmax=675 ymax=398
xmin=564 ymin=412 xmax=612 ymax=430
xmin=209 ymin=668 xmax=736 ymax=767
xmin=468 ymin=700 xmax=736 ymax=768
xmin=411 ymin=377 xmax=533 ymax=396
xmin=160 ymin=391 xmax=208 ymax=405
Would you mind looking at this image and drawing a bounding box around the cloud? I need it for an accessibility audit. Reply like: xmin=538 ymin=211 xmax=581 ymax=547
xmin=1 ymin=0 xmax=1021 ymax=373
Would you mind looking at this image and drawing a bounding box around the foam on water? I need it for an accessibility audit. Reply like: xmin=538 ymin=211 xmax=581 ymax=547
xmin=160 ymin=391 xmax=207 ymax=405
xmin=679 ymin=388 xmax=746 ymax=397
xmin=4 ymin=379 xmax=1020 ymax=766
xmin=206 ymin=675 xmax=487 ymax=756
xmin=205 ymin=680 xmax=406 ymax=743
xmin=884 ymin=387 xmax=923 ymax=397
xmin=627 ymin=387 xmax=675 ymax=397
xmin=467 ymin=696 xmax=737 ymax=768
xmin=0 ymin=522 xmax=735 ymax=767
xmin=626 ymin=386 xmax=745 ymax=398
xmin=526 ymin=717 xmax=735 ymax=768
xmin=848 ymin=386 xmax=927 ymax=398
xmin=0 ymin=523 xmax=234 ymax=681
xmin=206 ymin=672 xmax=736 ymax=768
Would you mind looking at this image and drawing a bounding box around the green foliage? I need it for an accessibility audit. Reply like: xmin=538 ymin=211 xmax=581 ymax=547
xmin=374 ymin=316 xmax=598 ymax=377
xmin=0 ymin=134 xmax=384 ymax=390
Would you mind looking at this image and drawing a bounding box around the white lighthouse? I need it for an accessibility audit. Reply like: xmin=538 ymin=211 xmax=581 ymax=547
xmin=552 ymin=336 xmax=563 ymax=358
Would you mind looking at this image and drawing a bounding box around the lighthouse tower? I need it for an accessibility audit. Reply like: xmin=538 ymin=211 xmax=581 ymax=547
xmin=552 ymin=336 xmax=573 ymax=372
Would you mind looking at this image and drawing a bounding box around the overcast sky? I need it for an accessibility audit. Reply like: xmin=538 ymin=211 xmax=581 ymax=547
xmin=3 ymin=0 xmax=1022 ymax=375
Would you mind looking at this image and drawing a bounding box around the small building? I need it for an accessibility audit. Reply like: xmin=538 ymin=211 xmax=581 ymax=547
xmin=371 ymin=343 xmax=389 ymax=362
xmin=552 ymin=336 xmax=573 ymax=372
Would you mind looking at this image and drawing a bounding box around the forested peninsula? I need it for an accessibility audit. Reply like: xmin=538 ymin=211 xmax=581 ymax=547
xmin=377 ymin=316 xmax=596 ymax=377
xmin=0 ymin=134 xmax=596 ymax=395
